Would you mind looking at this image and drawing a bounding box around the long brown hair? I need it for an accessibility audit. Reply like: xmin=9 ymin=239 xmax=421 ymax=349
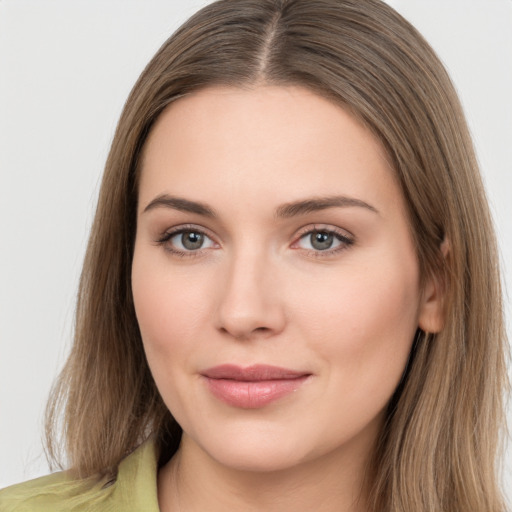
xmin=45 ymin=1 xmax=509 ymax=510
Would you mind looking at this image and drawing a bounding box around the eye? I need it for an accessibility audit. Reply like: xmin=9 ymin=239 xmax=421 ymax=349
xmin=294 ymin=227 xmax=353 ymax=253
xmin=172 ymin=231 xmax=212 ymax=251
xmin=157 ymin=227 xmax=217 ymax=255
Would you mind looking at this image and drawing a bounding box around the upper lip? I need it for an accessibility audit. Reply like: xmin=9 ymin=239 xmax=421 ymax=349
xmin=201 ymin=364 xmax=310 ymax=381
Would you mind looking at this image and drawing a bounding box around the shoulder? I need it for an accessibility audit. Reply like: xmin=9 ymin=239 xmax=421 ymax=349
xmin=0 ymin=470 xmax=108 ymax=512
xmin=0 ymin=440 xmax=160 ymax=512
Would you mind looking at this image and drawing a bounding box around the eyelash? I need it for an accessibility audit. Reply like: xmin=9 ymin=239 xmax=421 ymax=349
xmin=292 ymin=225 xmax=354 ymax=258
xmin=156 ymin=224 xmax=217 ymax=258
xmin=155 ymin=224 xmax=354 ymax=258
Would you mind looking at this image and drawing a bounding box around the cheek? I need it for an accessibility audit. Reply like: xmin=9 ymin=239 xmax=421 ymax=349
xmin=131 ymin=252 xmax=215 ymax=423
xmin=296 ymin=258 xmax=421 ymax=393
xmin=131 ymin=250 xmax=209 ymax=365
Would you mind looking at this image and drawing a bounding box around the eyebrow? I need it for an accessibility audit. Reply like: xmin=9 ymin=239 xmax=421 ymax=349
xmin=275 ymin=196 xmax=379 ymax=218
xmin=143 ymin=195 xmax=217 ymax=217
xmin=142 ymin=194 xmax=378 ymax=218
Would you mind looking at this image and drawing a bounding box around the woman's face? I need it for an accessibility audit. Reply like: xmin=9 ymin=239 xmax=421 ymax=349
xmin=132 ymin=85 xmax=441 ymax=473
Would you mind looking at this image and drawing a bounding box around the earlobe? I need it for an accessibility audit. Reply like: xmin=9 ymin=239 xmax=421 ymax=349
xmin=417 ymin=239 xmax=449 ymax=333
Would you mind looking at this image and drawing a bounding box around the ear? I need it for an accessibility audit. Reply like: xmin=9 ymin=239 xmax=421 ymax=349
xmin=417 ymin=239 xmax=449 ymax=333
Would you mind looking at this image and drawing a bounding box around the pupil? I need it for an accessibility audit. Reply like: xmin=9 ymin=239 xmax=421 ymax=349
xmin=182 ymin=232 xmax=203 ymax=250
xmin=311 ymin=231 xmax=333 ymax=250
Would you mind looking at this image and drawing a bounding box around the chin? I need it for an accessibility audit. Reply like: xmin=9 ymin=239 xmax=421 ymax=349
xmin=207 ymin=442 xmax=308 ymax=474
xmin=183 ymin=423 xmax=314 ymax=473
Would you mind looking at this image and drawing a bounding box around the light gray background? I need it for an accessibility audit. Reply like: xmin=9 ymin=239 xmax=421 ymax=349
xmin=1 ymin=0 xmax=511 ymax=500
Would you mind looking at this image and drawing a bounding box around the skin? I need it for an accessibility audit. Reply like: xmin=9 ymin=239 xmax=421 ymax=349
xmin=131 ymin=85 xmax=443 ymax=512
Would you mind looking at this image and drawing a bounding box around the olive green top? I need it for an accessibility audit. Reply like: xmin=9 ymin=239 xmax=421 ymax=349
xmin=0 ymin=440 xmax=160 ymax=511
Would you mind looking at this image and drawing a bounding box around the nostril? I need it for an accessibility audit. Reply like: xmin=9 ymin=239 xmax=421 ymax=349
xmin=218 ymin=324 xmax=273 ymax=341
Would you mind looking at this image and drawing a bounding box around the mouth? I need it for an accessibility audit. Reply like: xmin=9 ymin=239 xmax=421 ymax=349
xmin=201 ymin=364 xmax=312 ymax=409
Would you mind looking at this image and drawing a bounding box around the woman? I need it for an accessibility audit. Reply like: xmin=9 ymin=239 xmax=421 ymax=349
xmin=1 ymin=0 xmax=508 ymax=510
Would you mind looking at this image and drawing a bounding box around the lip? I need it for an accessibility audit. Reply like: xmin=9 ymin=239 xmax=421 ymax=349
xmin=201 ymin=364 xmax=311 ymax=409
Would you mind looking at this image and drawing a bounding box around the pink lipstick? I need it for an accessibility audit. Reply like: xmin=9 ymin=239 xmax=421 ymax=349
xmin=201 ymin=364 xmax=310 ymax=409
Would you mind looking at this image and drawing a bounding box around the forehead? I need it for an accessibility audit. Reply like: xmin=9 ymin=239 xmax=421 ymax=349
xmin=138 ymin=85 xmax=401 ymax=217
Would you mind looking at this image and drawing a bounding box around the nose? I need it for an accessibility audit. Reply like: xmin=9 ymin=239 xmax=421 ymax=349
xmin=215 ymin=249 xmax=286 ymax=340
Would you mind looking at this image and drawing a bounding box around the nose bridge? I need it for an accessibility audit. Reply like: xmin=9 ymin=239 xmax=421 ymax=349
xmin=215 ymin=242 xmax=284 ymax=339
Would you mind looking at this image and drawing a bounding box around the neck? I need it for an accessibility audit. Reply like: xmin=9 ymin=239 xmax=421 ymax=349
xmin=158 ymin=432 xmax=375 ymax=512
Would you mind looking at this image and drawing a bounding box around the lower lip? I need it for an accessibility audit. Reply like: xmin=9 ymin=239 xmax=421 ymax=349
xmin=204 ymin=376 xmax=309 ymax=409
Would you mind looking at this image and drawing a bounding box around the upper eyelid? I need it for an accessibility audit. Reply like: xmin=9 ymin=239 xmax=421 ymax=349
xmin=159 ymin=222 xmax=352 ymax=235
xmin=294 ymin=224 xmax=354 ymax=240
xmin=162 ymin=224 xmax=216 ymax=238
